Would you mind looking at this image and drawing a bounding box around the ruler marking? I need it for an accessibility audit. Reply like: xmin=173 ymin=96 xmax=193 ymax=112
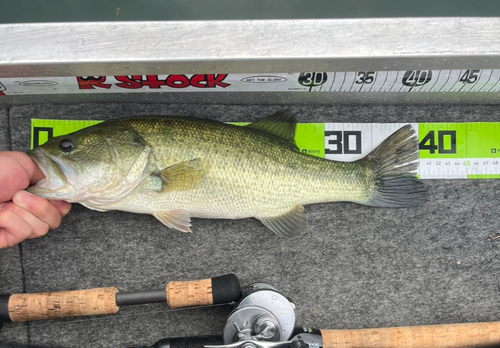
xmin=428 ymin=70 xmax=442 ymax=92
xmin=9 ymin=69 xmax=500 ymax=96
xmin=432 ymin=70 xmax=451 ymax=92
xmin=467 ymin=69 xmax=483 ymax=92
xmin=389 ymin=71 xmax=400 ymax=92
xmin=343 ymin=72 xmax=354 ymax=92
xmin=468 ymin=69 xmax=485 ymax=92
xmin=458 ymin=69 xmax=474 ymax=93
xmin=438 ymin=70 xmax=453 ymax=92
xmin=486 ymin=72 xmax=500 ymax=92
xmin=412 ymin=78 xmax=424 ymax=93
xmin=349 ymin=75 xmax=355 ymax=92
xmin=480 ymin=70 xmax=496 ymax=92
xmin=466 ymin=122 xmax=469 ymax=176
xmin=330 ymin=72 xmax=345 ymax=92
xmin=328 ymin=72 xmax=336 ymax=92
xmin=377 ymin=71 xmax=389 ymax=92
xmin=382 ymin=72 xmax=393 ymax=92
xmin=316 ymin=79 xmax=323 ymax=92
xmin=398 ymin=71 xmax=406 ymax=92
xmin=476 ymin=69 xmax=493 ymax=92
xmin=358 ymin=80 xmax=364 ymax=92
xmin=490 ymin=73 xmax=500 ymax=92
xmin=451 ymin=70 xmax=464 ymax=92
xmin=368 ymin=71 xmax=378 ymax=92
xmin=339 ymin=72 xmax=347 ymax=92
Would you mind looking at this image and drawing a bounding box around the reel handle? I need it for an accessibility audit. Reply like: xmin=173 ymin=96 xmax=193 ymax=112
xmin=321 ymin=321 xmax=500 ymax=348
xmin=0 ymin=274 xmax=241 ymax=322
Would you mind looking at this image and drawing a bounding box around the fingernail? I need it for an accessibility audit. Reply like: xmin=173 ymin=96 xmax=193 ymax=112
xmin=14 ymin=190 xmax=33 ymax=206
xmin=0 ymin=203 xmax=5 ymax=209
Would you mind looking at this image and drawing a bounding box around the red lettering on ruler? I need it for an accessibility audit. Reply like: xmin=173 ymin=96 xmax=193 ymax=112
xmin=77 ymin=74 xmax=231 ymax=90
xmin=115 ymin=75 xmax=166 ymax=89
xmin=188 ymin=74 xmax=231 ymax=88
xmin=166 ymin=75 xmax=190 ymax=88
xmin=115 ymin=76 xmax=143 ymax=89
xmin=203 ymin=74 xmax=230 ymax=88
xmin=77 ymin=76 xmax=112 ymax=89
xmin=0 ymin=81 xmax=6 ymax=95
xmin=168 ymin=74 xmax=231 ymax=88
xmin=142 ymin=75 xmax=166 ymax=88
xmin=189 ymin=75 xmax=210 ymax=88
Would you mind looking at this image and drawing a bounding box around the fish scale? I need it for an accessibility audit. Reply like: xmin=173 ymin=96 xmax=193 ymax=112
xmin=27 ymin=111 xmax=426 ymax=239
xmin=126 ymin=119 xmax=365 ymax=212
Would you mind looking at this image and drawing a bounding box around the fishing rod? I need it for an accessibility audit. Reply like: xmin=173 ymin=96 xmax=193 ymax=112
xmin=129 ymin=282 xmax=500 ymax=348
xmin=0 ymin=273 xmax=241 ymax=322
xmin=2 ymin=278 xmax=500 ymax=347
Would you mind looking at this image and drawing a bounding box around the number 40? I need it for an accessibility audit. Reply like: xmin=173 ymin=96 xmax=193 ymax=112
xmin=419 ymin=130 xmax=457 ymax=154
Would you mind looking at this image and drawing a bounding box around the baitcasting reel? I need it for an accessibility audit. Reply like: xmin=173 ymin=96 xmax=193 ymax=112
xmin=151 ymin=283 xmax=323 ymax=348
xmin=221 ymin=283 xmax=297 ymax=346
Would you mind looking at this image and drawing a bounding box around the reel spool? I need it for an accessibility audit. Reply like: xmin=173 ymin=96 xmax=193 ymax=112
xmin=222 ymin=283 xmax=296 ymax=345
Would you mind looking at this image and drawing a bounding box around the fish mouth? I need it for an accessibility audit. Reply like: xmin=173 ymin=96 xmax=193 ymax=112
xmin=27 ymin=148 xmax=51 ymax=179
xmin=26 ymin=148 xmax=72 ymax=198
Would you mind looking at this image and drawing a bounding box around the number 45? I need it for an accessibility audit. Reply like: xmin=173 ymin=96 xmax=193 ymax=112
xmin=459 ymin=70 xmax=480 ymax=84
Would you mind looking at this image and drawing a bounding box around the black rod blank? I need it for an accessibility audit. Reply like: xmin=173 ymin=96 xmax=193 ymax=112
xmin=116 ymin=289 xmax=166 ymax=306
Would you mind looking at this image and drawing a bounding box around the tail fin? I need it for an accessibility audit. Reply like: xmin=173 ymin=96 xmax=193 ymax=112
xmin=362 ymin=125 xmax=427 ymax=208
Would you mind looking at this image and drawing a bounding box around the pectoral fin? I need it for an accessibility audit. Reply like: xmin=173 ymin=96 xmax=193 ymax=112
xmin=152 ymin=158 xmax=208 ymax=192
xmin=153 ymin=210 xmax=192 ymax=233
xmin=258 ymin=204 xmax=307 ymax=239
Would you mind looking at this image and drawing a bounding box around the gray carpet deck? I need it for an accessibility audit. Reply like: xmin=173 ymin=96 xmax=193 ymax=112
xmin=1 ymin=103 xmax=500 ymax=348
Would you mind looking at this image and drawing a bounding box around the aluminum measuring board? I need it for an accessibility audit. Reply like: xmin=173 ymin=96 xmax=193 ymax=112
xmin=31 ymin=119 xmax=500 ymax=179
xmin=2 ymin=18 xmax=500 ymax=104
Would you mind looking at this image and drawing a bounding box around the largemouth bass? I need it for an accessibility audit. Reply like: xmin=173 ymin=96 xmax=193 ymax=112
xmin=27 ymin=111 xmax=426 ymax=239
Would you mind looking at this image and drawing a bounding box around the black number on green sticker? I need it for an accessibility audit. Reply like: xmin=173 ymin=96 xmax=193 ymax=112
xmin=419 ymin=130 xmax=456 ymax=155
xmin=33 ymin=127 xmax=54 ymax=147
xmin=438 ymin=131 xmax=456 ymax=154
xmin=325 ymin=130 xmax=362 ymax=155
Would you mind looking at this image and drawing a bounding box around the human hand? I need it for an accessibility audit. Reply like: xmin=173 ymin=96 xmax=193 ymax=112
xmin=0 ymin=151 xmax=71 ymax=248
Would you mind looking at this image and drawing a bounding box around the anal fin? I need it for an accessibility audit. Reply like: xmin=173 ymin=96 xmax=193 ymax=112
xmin=258 ymin=204 xmax=307 ymax=239
xmin=153 ymin=210 xmax=192 ymax=233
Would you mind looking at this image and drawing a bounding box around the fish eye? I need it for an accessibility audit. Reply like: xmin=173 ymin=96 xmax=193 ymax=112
xmin=59 ymin=138 xmax=76 ymax=152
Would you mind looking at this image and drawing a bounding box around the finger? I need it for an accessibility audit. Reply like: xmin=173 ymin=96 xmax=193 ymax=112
xmin=12 ymin=191 xmax=62 ymax=229
xmin=0 ymin=202 xmax=50 ymax=240
xmin=49 ymin=200 xmax=72 ymax=217
xmin=9 ymin=151 xmax=45 ymax=184
xmin=0 ymin=209 xmax=33 ymax=248
xmin=29 ymin=160 xmax=45 ymax=184
xmin=0 ymin=152 xmax=45 ymax=202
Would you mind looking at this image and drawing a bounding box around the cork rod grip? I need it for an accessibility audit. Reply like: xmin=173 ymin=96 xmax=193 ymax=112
xmin=321 ymin=322 xmax=500 ymax=348
xmin=166 ymin=278 xmax=213 ymax=308
xmin=8 ymin=287 xmax=119 ymax=322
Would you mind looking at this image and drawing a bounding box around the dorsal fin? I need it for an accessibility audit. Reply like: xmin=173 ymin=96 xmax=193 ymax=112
xmin=246 ymin=110 xmax=298 ymax=146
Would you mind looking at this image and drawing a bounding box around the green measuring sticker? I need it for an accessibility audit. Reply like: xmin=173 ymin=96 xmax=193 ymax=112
xmin=417 ymin=122 xmax=500 ymax=179
xmin=31 ymin=119 xmax=500 ymax=179
xmin=31 ymin=119 xmax=103 ymax=150
xmin=225 ymin=122 xmax=324 ymax=157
